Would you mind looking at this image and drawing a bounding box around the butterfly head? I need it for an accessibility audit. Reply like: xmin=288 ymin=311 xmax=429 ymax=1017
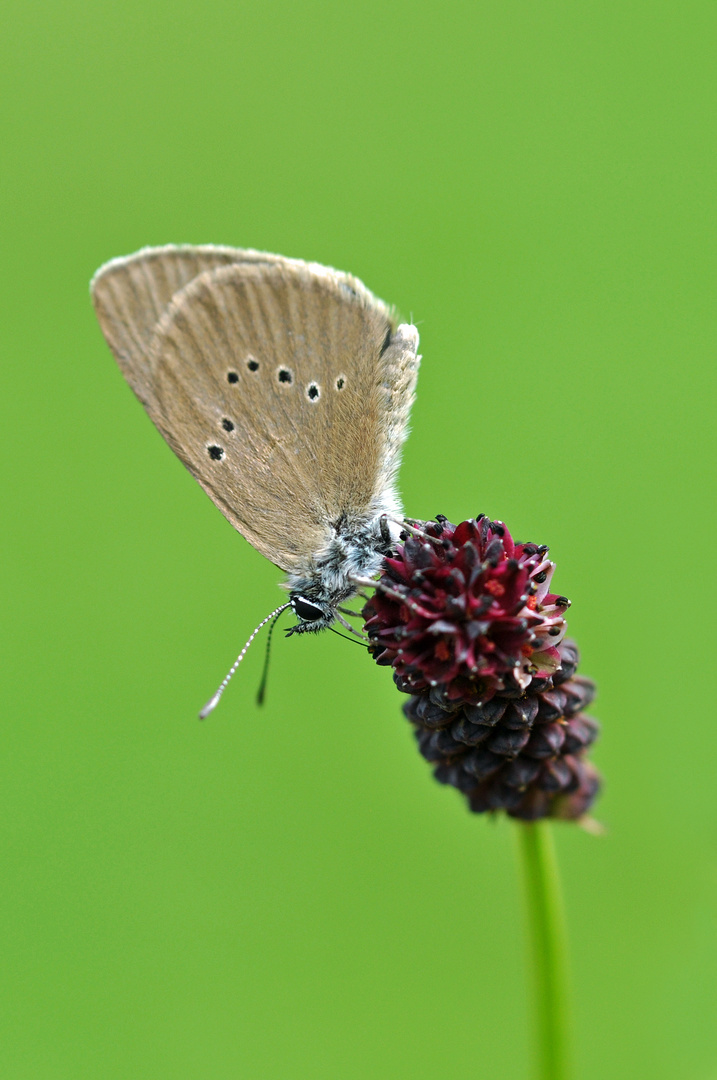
xmin=286 ymin=594 xmax=334 ymax=635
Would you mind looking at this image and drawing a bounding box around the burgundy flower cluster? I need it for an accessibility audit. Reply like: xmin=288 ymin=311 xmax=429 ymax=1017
xmin=363 ymin=515 xmax=600 ymax=821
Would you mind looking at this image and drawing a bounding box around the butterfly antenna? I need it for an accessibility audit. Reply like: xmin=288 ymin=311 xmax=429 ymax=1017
xmin=255 ymin=606 xmax=287 ymax=706
xmin=199 ymin=603 xmax=292 ymax=719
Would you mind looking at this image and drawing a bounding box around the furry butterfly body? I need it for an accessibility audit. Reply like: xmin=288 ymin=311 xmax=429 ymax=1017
xmin=91 ymin=246 xmax=420 ymax=634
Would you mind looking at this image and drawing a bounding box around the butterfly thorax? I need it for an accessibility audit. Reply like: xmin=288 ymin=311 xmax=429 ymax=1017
xmin=285 ymin=512 xmax=396 ymax=634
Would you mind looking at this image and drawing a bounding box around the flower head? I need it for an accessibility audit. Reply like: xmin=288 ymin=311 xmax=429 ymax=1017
xmin=363 ymin=516 xmax=601 ymax=821
xmin=365 ymin=515 xmax=570 ymax=702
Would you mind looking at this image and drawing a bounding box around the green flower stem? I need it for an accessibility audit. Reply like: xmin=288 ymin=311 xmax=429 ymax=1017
xmin=517 ymin=821 xmax=571 ymax=1080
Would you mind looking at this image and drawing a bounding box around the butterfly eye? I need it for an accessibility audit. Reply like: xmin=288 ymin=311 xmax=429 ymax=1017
xmin=291 ymin=596 xmax=326 ymax=621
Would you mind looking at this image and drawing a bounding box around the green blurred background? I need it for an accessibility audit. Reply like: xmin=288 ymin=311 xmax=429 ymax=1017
xmin=2 ymin=2 xmax=715 ymax=1077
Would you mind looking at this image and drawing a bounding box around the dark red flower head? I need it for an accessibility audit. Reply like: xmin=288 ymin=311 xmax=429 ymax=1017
xmin=363 ymin=516 xmax=601 ymax=822
xmin=364 ymin=515 xmax=570 ymax=705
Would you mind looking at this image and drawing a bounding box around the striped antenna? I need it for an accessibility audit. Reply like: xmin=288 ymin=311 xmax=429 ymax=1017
xmin=198 ymin=602 xmax=292 ymax=719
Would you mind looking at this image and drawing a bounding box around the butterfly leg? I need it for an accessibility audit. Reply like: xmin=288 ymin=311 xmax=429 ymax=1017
xmin=351 ymin=575 xmax=412 ymax=607
xmin=335 ymin=612 xmax=369 ymax=640
xmin=350 ymin=574 xmax=432 ymax=619
xmin=386 ymin=514 xmax=445 ymax=547
xmin=338 ymin=606 xmax=364 ymax=618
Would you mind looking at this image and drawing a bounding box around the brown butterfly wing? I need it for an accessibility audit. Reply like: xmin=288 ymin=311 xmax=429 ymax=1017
xmin=92 ymin=248 xmax=420 ymax=573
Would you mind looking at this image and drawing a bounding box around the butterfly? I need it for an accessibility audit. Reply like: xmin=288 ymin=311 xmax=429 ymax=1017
xmin=91 ymin=246 xmax=421 ymax=711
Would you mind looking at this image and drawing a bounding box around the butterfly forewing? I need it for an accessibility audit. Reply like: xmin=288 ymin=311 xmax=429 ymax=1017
xmin=90 ymin=245 xmax=287 ymax=409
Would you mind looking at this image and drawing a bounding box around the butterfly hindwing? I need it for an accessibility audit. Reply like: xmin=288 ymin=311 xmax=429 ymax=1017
xmin=92 ymin=247 xmax=420 ymax=572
